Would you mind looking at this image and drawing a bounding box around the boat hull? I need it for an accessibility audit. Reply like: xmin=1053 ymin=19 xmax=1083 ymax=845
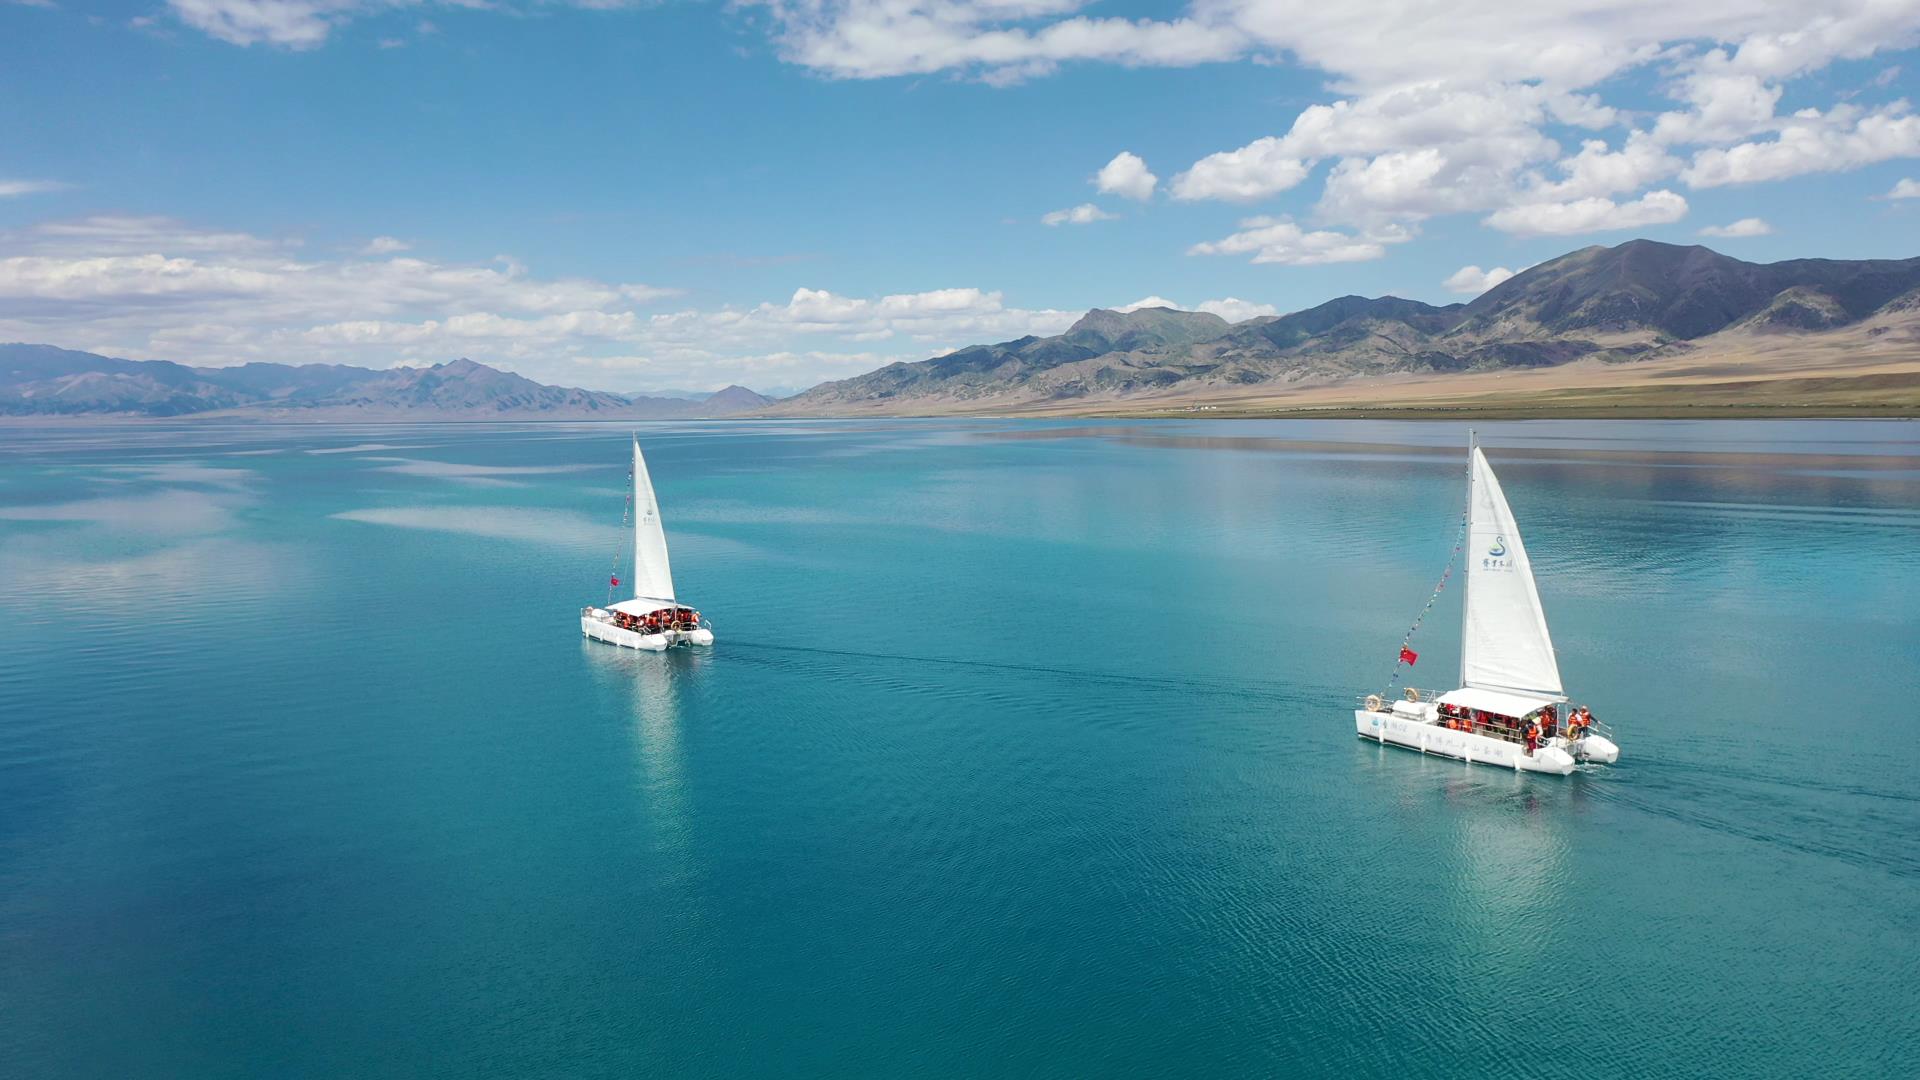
xmin=1355 ymin=709 xmax=1576 ymax=775
xmin=1569 ymin=733 xmax=1619 ymax=764
xmin=581 ymin=616 xmax=714 ymax=652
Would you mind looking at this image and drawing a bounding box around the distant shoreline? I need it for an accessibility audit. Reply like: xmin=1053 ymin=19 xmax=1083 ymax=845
xmin=4 ymin=405 xmax=1914 ymax=424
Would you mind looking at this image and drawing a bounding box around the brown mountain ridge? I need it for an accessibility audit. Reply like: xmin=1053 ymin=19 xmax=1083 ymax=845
xmin=764 ymin=239 xmax=1920 ymax=416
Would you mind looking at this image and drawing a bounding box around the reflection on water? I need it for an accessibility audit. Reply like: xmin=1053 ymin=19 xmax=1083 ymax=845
xmin=614 ymin=643 xmax=698 ymax=856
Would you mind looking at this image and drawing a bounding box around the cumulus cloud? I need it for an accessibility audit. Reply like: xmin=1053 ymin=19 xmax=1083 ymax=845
xmin=0 ymin=214 xmax=1076 ymax=392
xmin=1681 ymin=101 xmax=1920 ymax=187
xmin=1483 ymin=190 xmax=1688 ymax=236
xmin=1522 ymin=134 xmax=1681 ymax=201
xmin=1142 ymin=5 xmax=1920 ymax=247
xmin=1187 ymin=216 xmax=1406 ymax=265
xmin=1886 ymin=177 xmax=1920 ymax=198
xmin=1095 ymin=151 xmax=1158 ymax=200
xmin=1041 ymin=203 xmax=1117 ymax=226
xmin=1172 ymin=138 xmax=1313 ymax=202
xmin=361 ymin=235 xmax=410 ymax=255
xmin=1442 ymin=265 xmax=1515 ymax=294
xmin=1698 ymin=217 xmax=1773 ymax=237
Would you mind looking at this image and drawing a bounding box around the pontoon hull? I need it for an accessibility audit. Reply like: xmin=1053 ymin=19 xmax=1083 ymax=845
xmin=1355 ymin=709 xmax=1576 ymax=775
xmin=1570 ymin=733 xmax=1619 ymax=764
xmin=581 ymin=616 xmax=714 ymax=652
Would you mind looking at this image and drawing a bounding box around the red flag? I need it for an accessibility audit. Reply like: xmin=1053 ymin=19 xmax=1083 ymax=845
xmin=610 ymin=575 xmax=620 ymax=587
xmin=1398 ymin=646 xmax=1419 ymax=665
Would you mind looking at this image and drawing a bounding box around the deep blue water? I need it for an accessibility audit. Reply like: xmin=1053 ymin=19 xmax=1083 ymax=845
xmin=1 ymin=418 xmax=1916 ymax=1078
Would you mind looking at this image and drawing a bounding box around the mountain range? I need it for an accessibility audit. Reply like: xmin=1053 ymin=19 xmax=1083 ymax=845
xmin=0 ymin=348 xmax=771 ymax=418
xmin=5 ymin=240 xmax=1915 ymax=420
xmin=764 ymin=240 xmax=1920 ymax=414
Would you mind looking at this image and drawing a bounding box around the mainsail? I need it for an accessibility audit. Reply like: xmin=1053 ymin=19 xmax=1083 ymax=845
xmin=1461 ymin=447 xmax=1564 ymax=699
xmin=630 ymin=437 xmax=676 ymax=606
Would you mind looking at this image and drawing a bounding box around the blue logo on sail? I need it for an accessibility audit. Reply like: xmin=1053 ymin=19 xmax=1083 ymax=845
xmin=1488 ymin=536 xmax=1508 ymax=557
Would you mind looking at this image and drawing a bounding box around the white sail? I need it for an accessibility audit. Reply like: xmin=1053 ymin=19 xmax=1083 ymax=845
xmin=630 ymin=437 xmax=676 ymax=607
xmin=1461 ymin=447 xmax=1564 ymax=700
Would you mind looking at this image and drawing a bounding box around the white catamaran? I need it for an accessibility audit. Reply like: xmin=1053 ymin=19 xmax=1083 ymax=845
xmin=1356 ymin=436 xmax=1619 ymax=775
xmin=580 ymin=437 xmax=715 ymax=652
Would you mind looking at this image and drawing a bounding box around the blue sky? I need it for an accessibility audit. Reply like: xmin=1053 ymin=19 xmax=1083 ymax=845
xmin=3 ymin=1 xmax=1919 ymax=393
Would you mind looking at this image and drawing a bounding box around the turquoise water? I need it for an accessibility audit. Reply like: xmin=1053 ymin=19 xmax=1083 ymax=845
xmin=1 ymin=418 xmax=1916 ymax=1078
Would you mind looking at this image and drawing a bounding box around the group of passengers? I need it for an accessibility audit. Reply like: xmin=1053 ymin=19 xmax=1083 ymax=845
xmin=1436 ymin=702 xmax=1598 ymax=755
xmin=611 ymin=607 xmax=702 ymax=634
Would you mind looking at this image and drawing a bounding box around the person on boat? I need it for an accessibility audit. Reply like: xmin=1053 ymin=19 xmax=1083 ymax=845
xmin=1540 ymin=708 xmax=1557 ymax=740
xmin=1524 ymin=719 xmax=1541 ymax=755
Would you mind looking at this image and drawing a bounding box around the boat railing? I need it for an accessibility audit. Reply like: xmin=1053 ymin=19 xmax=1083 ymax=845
xmin=1572 ymin=717 xmax=1618 ymax=742
xmin=1358 ymin=688 xmax=1441 ymax=708
xmin=1358 ymin=691 xmax=1620 ymax=748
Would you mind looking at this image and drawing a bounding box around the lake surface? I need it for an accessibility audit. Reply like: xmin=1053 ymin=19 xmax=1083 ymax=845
xmin=2 ymin=418 xmax=1916 ymax=1078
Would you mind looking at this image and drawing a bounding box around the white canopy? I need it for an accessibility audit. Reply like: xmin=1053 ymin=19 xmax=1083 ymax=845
xmin=628 ymin=436 xmax=676 ymax=607
xmin=1438 ymin=687 xmax=1559 ymax=719
xmin=1461 ymin=447 xmax=1565 ymax=700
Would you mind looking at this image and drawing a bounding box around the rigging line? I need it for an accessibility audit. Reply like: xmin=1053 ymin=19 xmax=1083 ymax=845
xmin=1383 ymin=485 xmax=1471 ymax=695
xmin=607 ymin=462 xmax=632 ymax=610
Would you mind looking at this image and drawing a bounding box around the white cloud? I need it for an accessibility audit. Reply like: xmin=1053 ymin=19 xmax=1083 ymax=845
xmin=163 ymin=0 xmax=668 ymax=49
xmin=1698 ymin=217 xmax=1772 ymax=237
xmin=1194 ymin=297 xmax=1278 ymax=321
xmin=1188 ymin=216 xmax=1406 ymax=265
xmin=360 ymin=235 xmax=410 ymax=255
xmin=1484 ymin=189 xmax=1689 ymax=235
xmin=1886 ymin=177 xmax=1920 ymax=198
xmin=0 ymin=179 xmax=65 ymax=198
xmin=1041 ymin=203 xmax=1117 ymax=226
xmin=1681 ymin=101 xmax=1920 ymax=187
xmin=1173 ymin=81 xmax=1570 ymax=216
xmin=1115 ymin=295 xmax=1182 ymax=312
xmin=1442 ymin=265 xmax=1515 ymax=294
xmin=0 ymin=213 xmax=1078 ymax=392
xmin=1523 ymin=134 xmax=1681 ymax=201
xmin=749 ymin=3 xmax=1247 ymax=82
xmin=167 ymin=0 xmax=344 ymax=49
xmin=1170 ymin=138 xmax=1311 ymax=202
xmin=1095 ymin=151 xmax=1158 ymax=201
xmin=1649 ymin=68 xmax=1784 ymax=146
xmin=1115 ymin=295 xmax=1277 ymax=320
xmin=742 ymin=2 xmax=1920 ymax=92
xmin=1143 ymin=5 xmax=1920 ymax=244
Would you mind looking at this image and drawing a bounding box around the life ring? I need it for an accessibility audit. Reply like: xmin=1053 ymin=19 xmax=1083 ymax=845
xmin=1365 ymin=694 xmax=1384 ymax=713
xmin=1404 ymin=688 xmax=1420 ymax=702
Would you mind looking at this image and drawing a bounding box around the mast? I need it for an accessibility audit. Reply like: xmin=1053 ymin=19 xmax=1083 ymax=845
xmin=641 ymin=438 xmax=648 ymax=607
xmin=1459 ymin=428 xmax=1474 ymax=689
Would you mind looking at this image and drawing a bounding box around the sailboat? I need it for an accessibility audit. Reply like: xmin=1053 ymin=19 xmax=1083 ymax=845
xmin=1355 ymin=436 xmax=1619 ymax=775
xmin=580 ymin=436 xmax=715 ymax=652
